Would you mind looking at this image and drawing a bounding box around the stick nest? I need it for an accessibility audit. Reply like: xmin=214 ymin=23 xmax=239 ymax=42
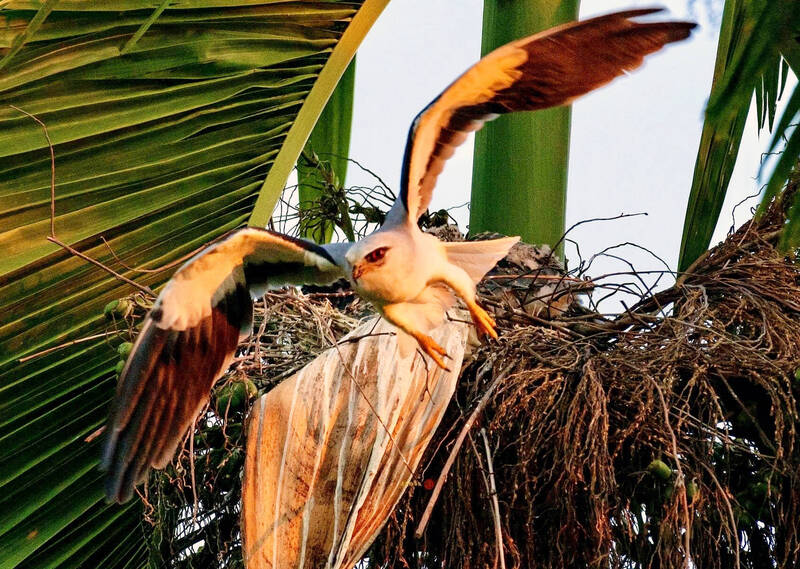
xmin=124 ymin=168 xmax=799 ymax=569
xmin=374 ymin=180 xmax=800 ymax=569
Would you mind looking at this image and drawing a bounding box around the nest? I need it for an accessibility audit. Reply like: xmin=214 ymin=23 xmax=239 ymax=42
xmin=118 ymin=161 xmax=799 ymax=568
xmin=373 ymin=181 xmax=800 ymax=569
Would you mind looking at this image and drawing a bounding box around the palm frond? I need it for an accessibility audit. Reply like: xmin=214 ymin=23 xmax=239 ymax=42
xmin=0 ymin=2 xmax=388 ymax=567
xmin=679 ymin=0 xmax=800 ymax=270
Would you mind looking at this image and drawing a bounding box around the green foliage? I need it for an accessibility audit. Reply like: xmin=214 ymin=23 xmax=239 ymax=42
xmin=679 ymin=0 xmax=800 ymax=270
xmin=248 ymin=2 xmax=389 ymax=228
xmin=297 ymin=58 xmax=356 ymax=243
xmin=0 ymin=1 xmax=386 ymax=567
xmin=470 ymin=0 xmax=579 ymax=249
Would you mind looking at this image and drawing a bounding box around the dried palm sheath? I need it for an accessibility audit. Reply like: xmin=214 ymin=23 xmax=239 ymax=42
xmin=241 ymin=315 xmax=469 ymax=569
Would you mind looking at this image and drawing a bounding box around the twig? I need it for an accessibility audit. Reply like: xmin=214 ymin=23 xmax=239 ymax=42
xmin=100 ymin=236 xmax=202 ymax=274
xmin=481 ymin=427 xmax=506 ymax=569
xmin=190 ymin=417 xmax=199 ymax=528
xmin=552 ymin=212 xmax=649 ymax=259
xmin=485 ymin=273 xmax=586 ymax=283
xmin=47 ymin=235 xmax=153 ymax=295
xmin=84 ymin=425 xmax=106 ymax=443
xmin=19 ymin=331 xmax=114 ymax=362
xmin=699 ymin=462 xmax=741 ymax=569
xmin=676 ymin=247 xmax=714 ymax=286
xmin=10 ymin=104 xmax=55 ymax=237
xmin=468 ymin=432 xmax=491 ymax=494
xmin=11 ymin=104 xmax=154 ymax=295
xmin=415 ymin=363 xmax=512 ymax=538
xmin=319 ymin=152 xmax=395 ymax=195
xmin=649 ymin=376 xmax=692 ymax=569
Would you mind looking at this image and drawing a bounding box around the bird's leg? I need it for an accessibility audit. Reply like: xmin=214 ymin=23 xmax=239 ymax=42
xmin=467 ymin=301 xmax=498 ymax=340
xmin=382 ymin=303 xmax=451 ymax=371
xmin=439 ymin=265 xmax=498 ymax=340
xmin=412 ymin=333 xmax=450 ymax=371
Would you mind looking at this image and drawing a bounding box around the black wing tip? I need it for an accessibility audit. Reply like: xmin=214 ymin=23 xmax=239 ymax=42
xmin=582 ymin=8 xmax=697 ymax=47
xmin=613 ymin=7 xmax=667 ymax=18
xmin=617 ymin=6 xmax=699 ymax=32
xmin=100 ymin=427 xmax=141 ymax=504
xmin=104 ymin=474 xmax=135 ymax=504
xmin=587 ymin=7 xmax=698 ymax=30
xmin=673 ymin=21 xmax=700 ymax=38
xmin=628 ymin=19 xmax=699 ymax=43
xmin=99 ymin=451 xmax=130 ymax=504
xmin=101 ymin=449 xmax=147 ymax=504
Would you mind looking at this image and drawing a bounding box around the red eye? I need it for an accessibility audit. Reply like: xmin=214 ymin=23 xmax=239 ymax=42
xmin=365 ymin=247 xmax=388 ymax=263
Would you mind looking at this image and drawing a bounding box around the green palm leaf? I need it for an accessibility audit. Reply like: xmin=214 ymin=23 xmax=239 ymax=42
xmin=679 ymin=0 xmax=800 ymax=270
xmin=0 ymin=1 xmax=387 ymax=567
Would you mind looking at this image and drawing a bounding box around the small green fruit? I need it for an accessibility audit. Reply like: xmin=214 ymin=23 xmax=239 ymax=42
xmin=647 ymin=459 xmax=672 ymax=480
xmin=117 ymin=342 xmax=133 ymax=359
xmin=686 ymin=480 xmax=699 ymax=501
xmin=794 ymin=368 xmax=800 ymax=381
xmin=103 ymin=300 xmax=119 ymax=318
xmin=114 ymin=360 xmax=125 ymax=375
xmin=215 ymin=378 xmax=257 ymax=413
xmin=104 ymin=299 xmax=131 ymax=319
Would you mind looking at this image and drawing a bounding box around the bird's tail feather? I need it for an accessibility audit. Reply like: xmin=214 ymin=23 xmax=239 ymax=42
xmin=443 ymin=236 xmax=520 ymax=284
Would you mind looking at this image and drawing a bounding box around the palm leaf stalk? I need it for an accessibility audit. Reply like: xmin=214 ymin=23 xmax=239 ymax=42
xmin=0 ymin=1 xmax=388 ymax=567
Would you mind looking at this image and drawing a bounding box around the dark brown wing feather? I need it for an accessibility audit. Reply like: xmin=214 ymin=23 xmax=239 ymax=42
xmin=398 ymin=8 xmax=697 ymax=219
xmin=102 ymin=284 xmax=249 ymax=503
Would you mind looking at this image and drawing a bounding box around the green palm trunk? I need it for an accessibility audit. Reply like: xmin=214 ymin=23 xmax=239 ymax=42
xmin=297 ymin=58 xmax=356 ymax=243
xmin=470 ymin=0 xmax=580 ymax=249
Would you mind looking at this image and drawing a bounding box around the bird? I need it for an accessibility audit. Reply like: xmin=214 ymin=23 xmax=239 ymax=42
xmin=101 ymin=8 xmax=696 ymax=502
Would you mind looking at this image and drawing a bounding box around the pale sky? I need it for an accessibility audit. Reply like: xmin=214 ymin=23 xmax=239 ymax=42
xmin=346 ymin=0 xmax=795 ymax=310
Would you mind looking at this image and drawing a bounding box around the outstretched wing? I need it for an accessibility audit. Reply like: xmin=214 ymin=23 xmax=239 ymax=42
xmin=393 ymin=8 xmax=696 ymax=222
xmin=102 ymin=228 xmax=345 ymax=502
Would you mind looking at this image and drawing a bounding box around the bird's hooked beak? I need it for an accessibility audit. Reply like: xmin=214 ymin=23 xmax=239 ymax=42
xmin=351 ymin=263 xmax=364 ymax=282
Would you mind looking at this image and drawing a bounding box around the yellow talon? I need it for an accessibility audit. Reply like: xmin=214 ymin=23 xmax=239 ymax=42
xmin=469 ymin=302 xmax=498 ymax=340
xmin=413 ymin=333 xmax=451 ymax=371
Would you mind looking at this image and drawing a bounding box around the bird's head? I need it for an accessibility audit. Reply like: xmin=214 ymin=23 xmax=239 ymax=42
xmin=345 ymin=233 xmax=403 ymax=295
